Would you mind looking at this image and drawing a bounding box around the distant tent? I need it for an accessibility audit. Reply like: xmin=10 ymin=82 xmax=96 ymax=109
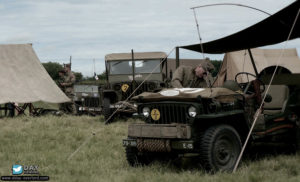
xmin=213 ymin=48 xmax=300 ymax=86
xmin=0 ymin=44 xmax=70 ymax=104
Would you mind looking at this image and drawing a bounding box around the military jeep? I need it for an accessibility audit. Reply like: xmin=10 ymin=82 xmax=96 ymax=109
xmin=73 ymin=84 xmax=101 ymax=115
xmin=123 ymin=72 xmax=300 ymax=171
xmin=101 ymin=52 xmax=169 ymax=123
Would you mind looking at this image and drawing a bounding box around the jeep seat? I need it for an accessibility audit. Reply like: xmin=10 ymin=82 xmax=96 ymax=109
xmin=263 ymin=85 xmax=289 ymax=115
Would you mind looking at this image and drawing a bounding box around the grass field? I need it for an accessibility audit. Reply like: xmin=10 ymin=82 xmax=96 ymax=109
xmin=0 ymin=115 xmax=299 ymax=182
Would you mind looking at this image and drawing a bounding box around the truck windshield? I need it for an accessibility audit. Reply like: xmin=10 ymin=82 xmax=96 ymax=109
xmin=109 ymin=61 xmax=133 ymax=75
xmin=135 ymin=60 xmax=161 ymax=74
xmin=108 ymin=59 xmax=161 ymax=75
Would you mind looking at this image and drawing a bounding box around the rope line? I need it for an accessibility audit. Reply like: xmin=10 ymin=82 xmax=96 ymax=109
xmin=233 ymin=8 xmax=300 ymax=173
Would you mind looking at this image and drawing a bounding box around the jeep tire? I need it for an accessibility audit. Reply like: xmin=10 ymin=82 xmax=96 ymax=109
xmin=199 ymin=124 xmax=242 ymax=172
xmin=103 ymin=97 xmax=114 ymax=124
xmin=125 ymin=146 xmax=152 ymax=166
xmin=296 ymin=120 xmax=300 ymax=151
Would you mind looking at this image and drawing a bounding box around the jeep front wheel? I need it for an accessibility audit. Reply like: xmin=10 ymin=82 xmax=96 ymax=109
xmin=125 ymin=146 xmax=151 ymax=166
xmin=103 ymin=97 xmax=114 ymax=124
xmin=199 ymin=124 xmax=242 ymax=172
xmin=296 ymin=120 xmax=300 ymax=151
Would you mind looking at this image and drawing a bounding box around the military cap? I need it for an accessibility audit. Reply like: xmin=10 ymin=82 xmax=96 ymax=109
xmin=58 ymin=69 xmax=66 ymax=73
xmin=64 ymin=63 xmax=71 ymax=68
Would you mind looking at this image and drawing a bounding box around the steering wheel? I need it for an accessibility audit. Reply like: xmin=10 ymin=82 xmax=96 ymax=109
xmin=235 ymin=72 xmax=265 ymax=93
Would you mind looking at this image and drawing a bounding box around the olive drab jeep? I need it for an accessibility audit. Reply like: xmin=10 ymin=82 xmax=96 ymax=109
xmin=101 ymin=52 xmax=170 ymax=124
xmin=121 ymin=1 xmax=300 ymax=171
xmin=73 ymin=84 xmax=101 ymax=115
xmin=123 ymin=70 xmax=300 ymax=171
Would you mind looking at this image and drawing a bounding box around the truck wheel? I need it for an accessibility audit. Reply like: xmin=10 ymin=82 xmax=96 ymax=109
xmin=125 ymin=146 xmax=151 ymax=166
xmin=103 ymin=97 xmax=114 ymax=124
xmin=296 ymin=120 xmax=300 ymax=151
xmin=199 ymin=124 xmax=242 ymax=172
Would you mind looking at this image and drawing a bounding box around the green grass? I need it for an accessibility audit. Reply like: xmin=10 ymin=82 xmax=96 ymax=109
xmin=0 ymin=116 xmax=299 ymax=182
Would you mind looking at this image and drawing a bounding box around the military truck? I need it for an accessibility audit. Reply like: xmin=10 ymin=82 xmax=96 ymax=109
xmin=101 ymin=51 xmax=169 ymax=123
xmin=101 ymin=51 xmax=215 ymax=123
xmin=73 ymin=84 xmax=101 ymax=115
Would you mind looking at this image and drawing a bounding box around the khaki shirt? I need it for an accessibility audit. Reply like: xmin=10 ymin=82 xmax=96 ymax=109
xmin=61 ymin=71 xmax=76 ymax=94
xmin=171 ymin=66 xmax=213 ymax=88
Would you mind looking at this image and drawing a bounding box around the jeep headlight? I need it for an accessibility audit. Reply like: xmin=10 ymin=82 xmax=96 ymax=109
xmin=142 ymin=107 xmax=150 ymax=118
xmin=188 ymin=106 xmax=197 ymax=117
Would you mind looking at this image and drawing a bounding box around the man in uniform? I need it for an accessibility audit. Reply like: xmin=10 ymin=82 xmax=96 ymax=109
xmin=58 ymin=64 xmax=77 ymax=114
xmin=171 ymin=61 xmax=214 ymax=88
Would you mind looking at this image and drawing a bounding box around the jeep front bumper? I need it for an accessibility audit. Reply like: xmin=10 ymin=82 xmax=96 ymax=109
xmin=123 ymin=123 xmax=194 ymax=152
xmin=123 ymin=138 xmax=194 ymax=152
xmin=127 ymin=123 xmax=191 ymax=139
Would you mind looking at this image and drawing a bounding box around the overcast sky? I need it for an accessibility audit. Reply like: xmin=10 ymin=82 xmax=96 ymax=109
xmin=0 ymin=0 xmax=299 ymax=76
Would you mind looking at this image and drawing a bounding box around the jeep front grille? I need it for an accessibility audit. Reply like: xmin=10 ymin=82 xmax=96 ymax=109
xmin=145 ymin=103 xmax=189 ymax=124
xmin=82 ymin=97 xmax=100 ymax=107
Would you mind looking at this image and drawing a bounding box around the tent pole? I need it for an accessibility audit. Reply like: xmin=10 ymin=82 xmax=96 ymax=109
xmin=176 ymin=47 xmax=179 ymax=68
xmin=131 ymin=49 xmax=135 ymax=82
xmin=248 ymin=49 xmax=259 ymax=77
xmin=164 ymin=57 xmax=168 ymax=80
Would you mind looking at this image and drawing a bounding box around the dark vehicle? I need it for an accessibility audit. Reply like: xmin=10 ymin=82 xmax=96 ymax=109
xmin=123 ymin=74 xmax=300 ymax=171
xmin=74 ymin=85 xmax=101 ymax=115
xmin=123 ymin=1 xmax=300 ymax=171
xmin=101 ymin=51 xmax=170 ymax=123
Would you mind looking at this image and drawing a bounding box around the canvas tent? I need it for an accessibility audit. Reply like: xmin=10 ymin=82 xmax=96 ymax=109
xmin=213 ymin=48 xmax=300 ymax=86
xmin=0 ymin=44 xmax=70 ymax=104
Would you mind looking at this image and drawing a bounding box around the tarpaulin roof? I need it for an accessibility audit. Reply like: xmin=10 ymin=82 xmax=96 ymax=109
xmin=213 ymin=48 xmax=300 ymax=86
xmin=181 ymin=0 xmax=300 ymax=54
xmin=0 ymin=44 xmax=70 ymax=104
xmin=105 ymin=52 xmax=167 ymax=61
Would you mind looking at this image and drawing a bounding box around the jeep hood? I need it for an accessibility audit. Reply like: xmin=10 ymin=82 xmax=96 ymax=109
xmin=132 ymin=88 xmax=242 ymax=102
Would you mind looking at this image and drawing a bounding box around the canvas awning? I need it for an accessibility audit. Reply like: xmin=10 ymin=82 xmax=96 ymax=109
xmin=213 ymin=48 xmax=300 ymax=86
xmin=105 ymin=52 xmax=167 ymax=61
xmin=181 ymin=1 xmax=300 ymax=54
xmin=0 ymin=44 xmax=70 ymax=104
